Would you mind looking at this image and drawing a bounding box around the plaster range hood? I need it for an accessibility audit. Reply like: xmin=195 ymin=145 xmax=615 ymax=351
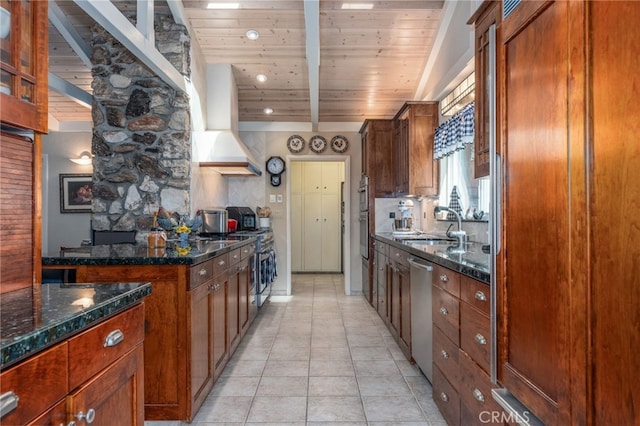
xmin=196 ymin=64 xmax=262 ymax=176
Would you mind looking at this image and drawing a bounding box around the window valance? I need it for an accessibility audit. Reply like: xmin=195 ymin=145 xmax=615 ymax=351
xmin=434 ymin=102 xmax=475 ymax=160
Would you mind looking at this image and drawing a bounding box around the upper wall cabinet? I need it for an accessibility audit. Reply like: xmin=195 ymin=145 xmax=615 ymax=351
xmin=469 ymin=1 xmax=501 ymax=178
xmin=0 ymin=0 xmax=48 ymax=132
xmin=360 ymin=119 xmax=395 ymax=198
xmin=393 ymin=102 xmax=439 ymax=197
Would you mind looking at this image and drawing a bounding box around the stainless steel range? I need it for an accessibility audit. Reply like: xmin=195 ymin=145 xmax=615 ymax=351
xmin=229 ymin=228 xmax=275 ymax=308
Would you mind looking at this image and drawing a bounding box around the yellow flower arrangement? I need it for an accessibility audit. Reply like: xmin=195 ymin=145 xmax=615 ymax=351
xmin=175 ymin=224 xmax=191 ymax=234
xmin=176 ymin=246 xmax=191 ymax=256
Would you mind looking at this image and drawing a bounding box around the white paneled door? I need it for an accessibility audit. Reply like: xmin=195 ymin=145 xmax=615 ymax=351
xmin=291 ymin=161 xmax=343 ymax=272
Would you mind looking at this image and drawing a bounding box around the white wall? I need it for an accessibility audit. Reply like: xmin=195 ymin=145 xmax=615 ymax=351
xmin=41 ymin=132 xmax=93 ymax=254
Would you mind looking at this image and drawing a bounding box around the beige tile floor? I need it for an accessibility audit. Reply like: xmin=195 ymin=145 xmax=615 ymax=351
xmin=145 ymin=274 xmax=447 ymax=425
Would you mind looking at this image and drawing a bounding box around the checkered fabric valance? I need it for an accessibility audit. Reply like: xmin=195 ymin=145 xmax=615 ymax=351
xmin=434 ymin=102 xmax=475 ymax=160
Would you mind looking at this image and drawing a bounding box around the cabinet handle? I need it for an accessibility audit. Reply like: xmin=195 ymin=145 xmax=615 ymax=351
xmin=103 ymin=329 xmax=124 ymax=347
xmin=218 ymin=260 xmax=225 ymax=266
xmin=395 ymin=252 xmax=400 ymax=257
xmin=0 ymin=391 xmax=19 ymax=418
xmin=475 ymin=333 xmax=487 ymax=345
xmin=75 ymin=408 xmax=96 ymax=424
xmin=440 ymin=350 xmax=449 ymax=359
xmin=439 ymin=274 xmax=449 ymax=283
xmin=474 ymin=290 xmax=487 ymax=301
xmin=439 ymin=307 xmax=448 ymax=316
xmin=199 ymin=268 xmax=207 ymax=276
xmin=473 ymin=388 xmax=485 ymax=402
xmin=440 ymin=392 xmax=449 ymax=403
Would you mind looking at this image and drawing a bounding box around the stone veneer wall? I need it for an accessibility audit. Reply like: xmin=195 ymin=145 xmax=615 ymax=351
xmin=90 ymin=15 xmax=191 ymax=239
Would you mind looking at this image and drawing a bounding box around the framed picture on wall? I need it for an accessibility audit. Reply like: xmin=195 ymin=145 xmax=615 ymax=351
xmin=60 ymin=174 xmax=93 ymax=213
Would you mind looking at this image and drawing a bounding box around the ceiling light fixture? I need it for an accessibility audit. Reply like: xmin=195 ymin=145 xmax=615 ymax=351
xmin=256 ymin=74 xmax=268 ymax=82
xmin=206 ymin=2 xmax=239 ymax=9
xmin=70 ymin=151 xmax=93 ymax=165
xmin=263 ymin=107 xmax=274 ymax=115
xmin=341 ymin=3 xmax=374 ymax=9
xmin=246 ymin=29 xmax=260 ymax=40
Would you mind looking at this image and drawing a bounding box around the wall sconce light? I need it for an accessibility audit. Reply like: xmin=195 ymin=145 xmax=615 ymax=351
xmin=70 ymin=151 xmax=93 ymax=165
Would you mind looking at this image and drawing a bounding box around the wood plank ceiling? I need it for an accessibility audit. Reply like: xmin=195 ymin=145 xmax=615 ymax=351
xmin=47 ymin=0 xmax=444 ymax=126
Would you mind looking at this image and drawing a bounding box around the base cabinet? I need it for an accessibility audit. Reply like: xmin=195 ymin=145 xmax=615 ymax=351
xmin=67 ymin=241 xmax=257 ymax=421
xmin=0 ymin=304 xmax=145 ymax=426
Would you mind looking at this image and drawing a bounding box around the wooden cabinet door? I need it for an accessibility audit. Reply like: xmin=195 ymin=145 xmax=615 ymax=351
xmin=227 ymin=269 xmax=241 ymax=354
xmin=398 ymin=265 xmax=411 ymax=358
xmin=303 ymin=192 xmax=323 ymax=271
xmin=189 ymin=282 xmax=214 ymax=407
xmin=238 ymin=259 xmax=250 ymax=335
xmin=366 ymin=120 xmax=395 ymax=197
xmin=471 ymin=1 xmax=501 ymax=178
xmin=212 ymin=275 xmax=228 ymax=380
xmin=320 ymin=192 xmax=341 ymax=271
xmin=388 ymin=263 xmax=401 ymax=340
xmin=499 ymin=2 xmax=571 ymax=424
xmin=394 ymin=116 xmax=409 ymax=196
xmin=376 ymin=252 xmax=388 ymax=322
xmin=67 ymin=346 xmax=144 ymax=426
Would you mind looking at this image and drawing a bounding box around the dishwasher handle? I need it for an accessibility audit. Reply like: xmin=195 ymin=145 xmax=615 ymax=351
xmin=407 ymin=257 xmax=433 ymax=272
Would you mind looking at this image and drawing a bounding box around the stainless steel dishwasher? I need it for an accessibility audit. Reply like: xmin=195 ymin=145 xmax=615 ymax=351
xmin=408 ymin=256 xmax=433 ymax=382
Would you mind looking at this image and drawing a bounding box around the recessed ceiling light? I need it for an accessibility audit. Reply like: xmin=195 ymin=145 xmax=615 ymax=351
xmin=246 ymin=29 xmax=260 ymax=40
xmin=206 ymin=2 xmax=239 ymax=9
xmin=341 ymin=3 xmax=374 ymax=9
xmin=256 ymin=74 xmax=268 ymax=83
xmin=263 ymin=107 xmax=274 ymax=114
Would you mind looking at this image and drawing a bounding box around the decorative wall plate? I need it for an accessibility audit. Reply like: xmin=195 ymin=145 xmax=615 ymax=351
xmin=287 ymin=135 xmax=305 ymax=153
xmin=330 ymin=135 xmax=349 ymax=153
xmin=309 ymin=135 xmax=327 ymax=153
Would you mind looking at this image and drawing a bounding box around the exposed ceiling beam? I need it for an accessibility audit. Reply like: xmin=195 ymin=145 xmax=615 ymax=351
xmin=48 ymin=72 xmax=93 ymax=109
xmin=304 ymin=0 xmax=320 ymax=132
xmin=73 ymin=0 xmax=186 ymax=92
xmin=136 ymin=0 xmax=155 ymax=46
xmin=49 ymin=1 xmax=92 ymax=68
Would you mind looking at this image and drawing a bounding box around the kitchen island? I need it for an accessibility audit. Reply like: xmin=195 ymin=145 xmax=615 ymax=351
xmin=42 ymin=236 xmax=258 ymax=422
xmin=0 ymin=282 xmax=151 ymax=424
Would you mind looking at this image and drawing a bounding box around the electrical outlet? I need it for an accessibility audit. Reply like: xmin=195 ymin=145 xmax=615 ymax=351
xmin=269 ymin=194 xmax=276 ymax=203
xmin=276 ymin=194 xmax=283 ymax=203
xmin=389 ymin=212 xmax=395 ymax=219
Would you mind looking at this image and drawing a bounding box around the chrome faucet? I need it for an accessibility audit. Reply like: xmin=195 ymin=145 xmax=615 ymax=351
xmin=434 ymin=206 xmax=468 ymax=246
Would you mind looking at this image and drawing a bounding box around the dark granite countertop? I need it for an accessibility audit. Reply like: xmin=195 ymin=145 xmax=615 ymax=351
xmin=42 ymin=236 xmax=256 ymax=266
xmin=375 ymin=232 xmax=490 ymax=283
xmin=0 ymin=282 xmax=152 ymax=370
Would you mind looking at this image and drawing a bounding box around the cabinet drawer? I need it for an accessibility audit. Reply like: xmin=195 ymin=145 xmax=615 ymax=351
xmin=432 ymin=264 xmax=460 ymax=297
xmin=0 ymin=344 xmax=68 ymax=426
xmin=191 ymin=260 xmax=214 ymax=289
xmin=458 ymin=350 xmax=505 ymax=426
xmin=213 ymin=253 xmax=230 ymax=276
xmin=460 ymin=302 xmax=491 ymax=373
xmin=460 ymin=276 xmax=490 ymax=315
xmin=432 ymin=365 xmax=461 ymax=426
xmin=240 ymin=243 xmax=255 ymax=260
xmin=389 ymin=246 xmax=409 ymax=267
xmin=432 ymin=284 xmax=460 ymax=346
xmin=433 ymin=324 xmax=459 ymax=389
xmin=374 ymin=240 xmax=388 ymax=256
xmin=69 ymin=304 xmax=145 ymax=389
xmin=228 ymin=248 xmax=242 ymax=266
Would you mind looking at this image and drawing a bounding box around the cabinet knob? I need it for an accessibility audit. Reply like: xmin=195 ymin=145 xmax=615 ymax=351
xmin=439 ymin=392 xmax=449 ymax=403
xmin=474 ymin=290 xmax=487 ymax=301
xmin=473 ymin=388 xmax=485 ymax=402
xmin=103 ymin=329 xmax=124 ymax=348
xmin=75 ymin=408 xmax=96 ymax=424
xmin=439 ymin=307 xmax=448 ymax=316
xmin=475 ymin=333 xmax=487 ymax=345
xmin=439 ymin=274 xmax=449 ymax=283
xmin=440 ymin=350 xmax=449 ymax=359
xmin=218 ymin=260 xmax=225 ymax=266
xmin=199 ymin=268 xmax=207 ymax=276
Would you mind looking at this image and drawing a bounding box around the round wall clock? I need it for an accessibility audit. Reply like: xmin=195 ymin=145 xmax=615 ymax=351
xmin=266 ymin=156 xmax=285 ymax=187
xmin=309 ymin=135 xmax=327 ymax=153
xmin=287 ymin=135 xmax=305 ymax=153
xmin=330 ymin=135 xmax=349 ymax=153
